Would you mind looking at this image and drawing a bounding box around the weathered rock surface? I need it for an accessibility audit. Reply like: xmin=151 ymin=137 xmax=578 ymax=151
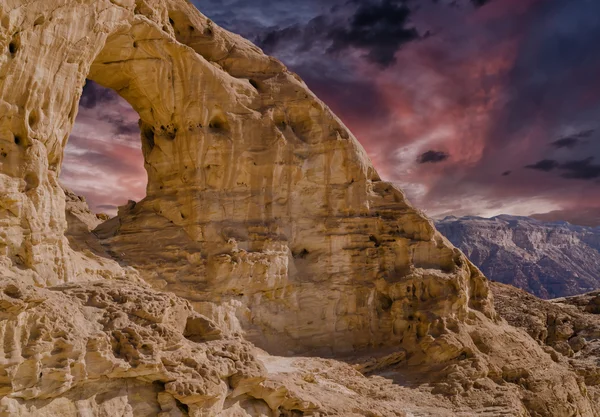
xmin=491 ymin=282 xmax=600 ymax=407
xmin=437 ymin=215 xmax=600 ymax=298
xmin=0 ymin=1 xmax=599 ymax=415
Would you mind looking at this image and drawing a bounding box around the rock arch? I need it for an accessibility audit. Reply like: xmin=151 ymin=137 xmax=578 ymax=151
xmin=0 ymin=0 xmax=491 ymax=355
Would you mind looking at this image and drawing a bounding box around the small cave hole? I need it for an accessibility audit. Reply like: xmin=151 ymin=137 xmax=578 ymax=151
xmin=1 ymin=151 xmax=7 ymax=158
xmin=294 ymin=249 xmax=310 ymax=259
xmin=142 ymin=125 xmax=155 ymax=151
xmin=33 ymin=16 xmax=45 ymax=26
xmin=208 ymin=113 xmax=229 ymax=132
xmin=204 ymin=23 xmax=214 ymax=37
xmin=369 ymin=235 xmax=381 ymax=248
xmin=188 ymin=25 xmax=195 ymax=32
xmin=13 ymin=135 xmax=22 ymax=146
xmin=8 ymin=41 xmax=18 ymax=56
xmin=378 ymin=293 xmax=393 ymax=311
xmin=133 ymin=41 xmax=138 ymax=48
xmin=249 ymin=79 xmax=260 ymax=91
xmin=169 ymin=17 xmax=175 ymax=27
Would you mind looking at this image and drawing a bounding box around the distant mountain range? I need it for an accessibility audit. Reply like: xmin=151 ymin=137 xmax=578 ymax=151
xmin=436 ymin=215 xmax=600 ymax=299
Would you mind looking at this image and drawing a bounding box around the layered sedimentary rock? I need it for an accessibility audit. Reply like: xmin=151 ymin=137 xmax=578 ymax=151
xmin=437 ymin=215 xmax=600 ymax=298
xmin=491 ymin=282 xmax=600 ymax=406
xmin=1 ymin=1 xmax=599 ymax=415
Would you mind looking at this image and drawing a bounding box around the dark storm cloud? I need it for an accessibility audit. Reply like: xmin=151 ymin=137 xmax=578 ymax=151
xmin=470 ymin=0 xmax=492 ymax=7
xmin=551 ymin=129 xmax=596 ymax=149
xmin=328 ymin=0 xmax=420 ymax=67
xmin=417 ymin=150 xmax=449 ymax=164
xmin=252 ymin=0 xmax=423 ymax=67
xmin=524 ymin=157 xmax=600 ymax=181
xmin=79 ymin=80 xmax=118 ymax=109
xmin=525 ymin=159 xmax=559 ymax=172
xmin=560 ymin=157 xmax=600 ymax=180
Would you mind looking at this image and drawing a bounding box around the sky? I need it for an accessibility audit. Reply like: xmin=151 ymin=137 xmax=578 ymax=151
xmin=62 ymin=0 xmax=600 ymax=220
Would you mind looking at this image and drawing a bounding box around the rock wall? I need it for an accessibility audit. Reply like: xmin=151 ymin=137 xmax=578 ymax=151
xmin=1 ymin=1 xmax=599 ymax=416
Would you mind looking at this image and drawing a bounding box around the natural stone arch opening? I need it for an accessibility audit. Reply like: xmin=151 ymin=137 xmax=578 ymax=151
xmin=61 ymin=80 xmax=146 ymax=216
xmin=0 ymin=0 xmax=489 ymax=356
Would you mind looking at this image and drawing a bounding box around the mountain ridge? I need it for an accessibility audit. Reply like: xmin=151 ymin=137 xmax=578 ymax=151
xmin=437 ymin=214 xmax=600 ymax=298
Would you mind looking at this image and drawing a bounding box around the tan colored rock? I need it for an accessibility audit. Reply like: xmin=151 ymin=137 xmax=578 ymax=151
xmin=492 ymin=282 xmax=600 ymax=404
xmin=0 ymin=1 xmax=599 ymax=416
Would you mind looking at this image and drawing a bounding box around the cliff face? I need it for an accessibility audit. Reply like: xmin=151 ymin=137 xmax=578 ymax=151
xmin=437 ymin=215 xmax=600 ymax=298
xmin=0 ymin=1 xmax=599 ymax=416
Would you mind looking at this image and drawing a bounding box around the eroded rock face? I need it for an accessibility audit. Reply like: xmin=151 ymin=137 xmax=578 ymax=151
xmin=437 ymin=215 xmax=600 ymax=299
xmin=491 ymin=282 xmax=600 ymax=407
xmin=0 ymin=278 xmax=268 ymax=416
xmin=0 ymin=1 xmax=599 ymax=416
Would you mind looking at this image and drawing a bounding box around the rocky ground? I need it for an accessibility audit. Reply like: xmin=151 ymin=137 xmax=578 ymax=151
xmin=491 ymin=282 xmax=600 ymax=407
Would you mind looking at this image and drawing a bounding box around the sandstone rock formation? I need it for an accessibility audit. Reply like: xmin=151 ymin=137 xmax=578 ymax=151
xmin=491 ymin=282 xmax=600 ymax=407
xmin=437 ymin=215 xmax=600 ymax=298
xmin=0 ymin=1 xmax=599 ymax=416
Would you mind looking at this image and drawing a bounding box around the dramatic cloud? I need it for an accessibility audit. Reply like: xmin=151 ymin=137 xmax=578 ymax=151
xmin=252 ymin=0 xmax=425 ymax=67
xmin=525 ymin=159 xmax=559 ymax=172
xmin=328 ymin=0 xmax=421 ymax=67
xmin=64 ymin=0 xmax=600 ymax=221
xmin=560 ymin=157 xmax=600 ymax=180
xmin=417 ymin=150 xmax=449 ymax=164
xmin=551 ymin=129 xmax=595 ymax=149
xmin=79 ymin=80 xmax=117 ymax=109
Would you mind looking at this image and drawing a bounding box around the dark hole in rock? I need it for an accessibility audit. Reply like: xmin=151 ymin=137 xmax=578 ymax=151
xmin=249 ymin=79 xmax=260 ymax=91
xmin=8 ymin=41 xmax=18 ymax=55
xmin=369 ymin=235 xmax=381 ymax=248
xmin=378 ymin=293 xmax=393 ymax=311
xmin=14 ymin=135 xmax=22 ymax=146
xmin=294 ymin=249 xmax=309 ymax=259
xmin=209 ymin=114 xmax=229 ymax=132
xmin=143 ymin=126 xmax=155 ymax=150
